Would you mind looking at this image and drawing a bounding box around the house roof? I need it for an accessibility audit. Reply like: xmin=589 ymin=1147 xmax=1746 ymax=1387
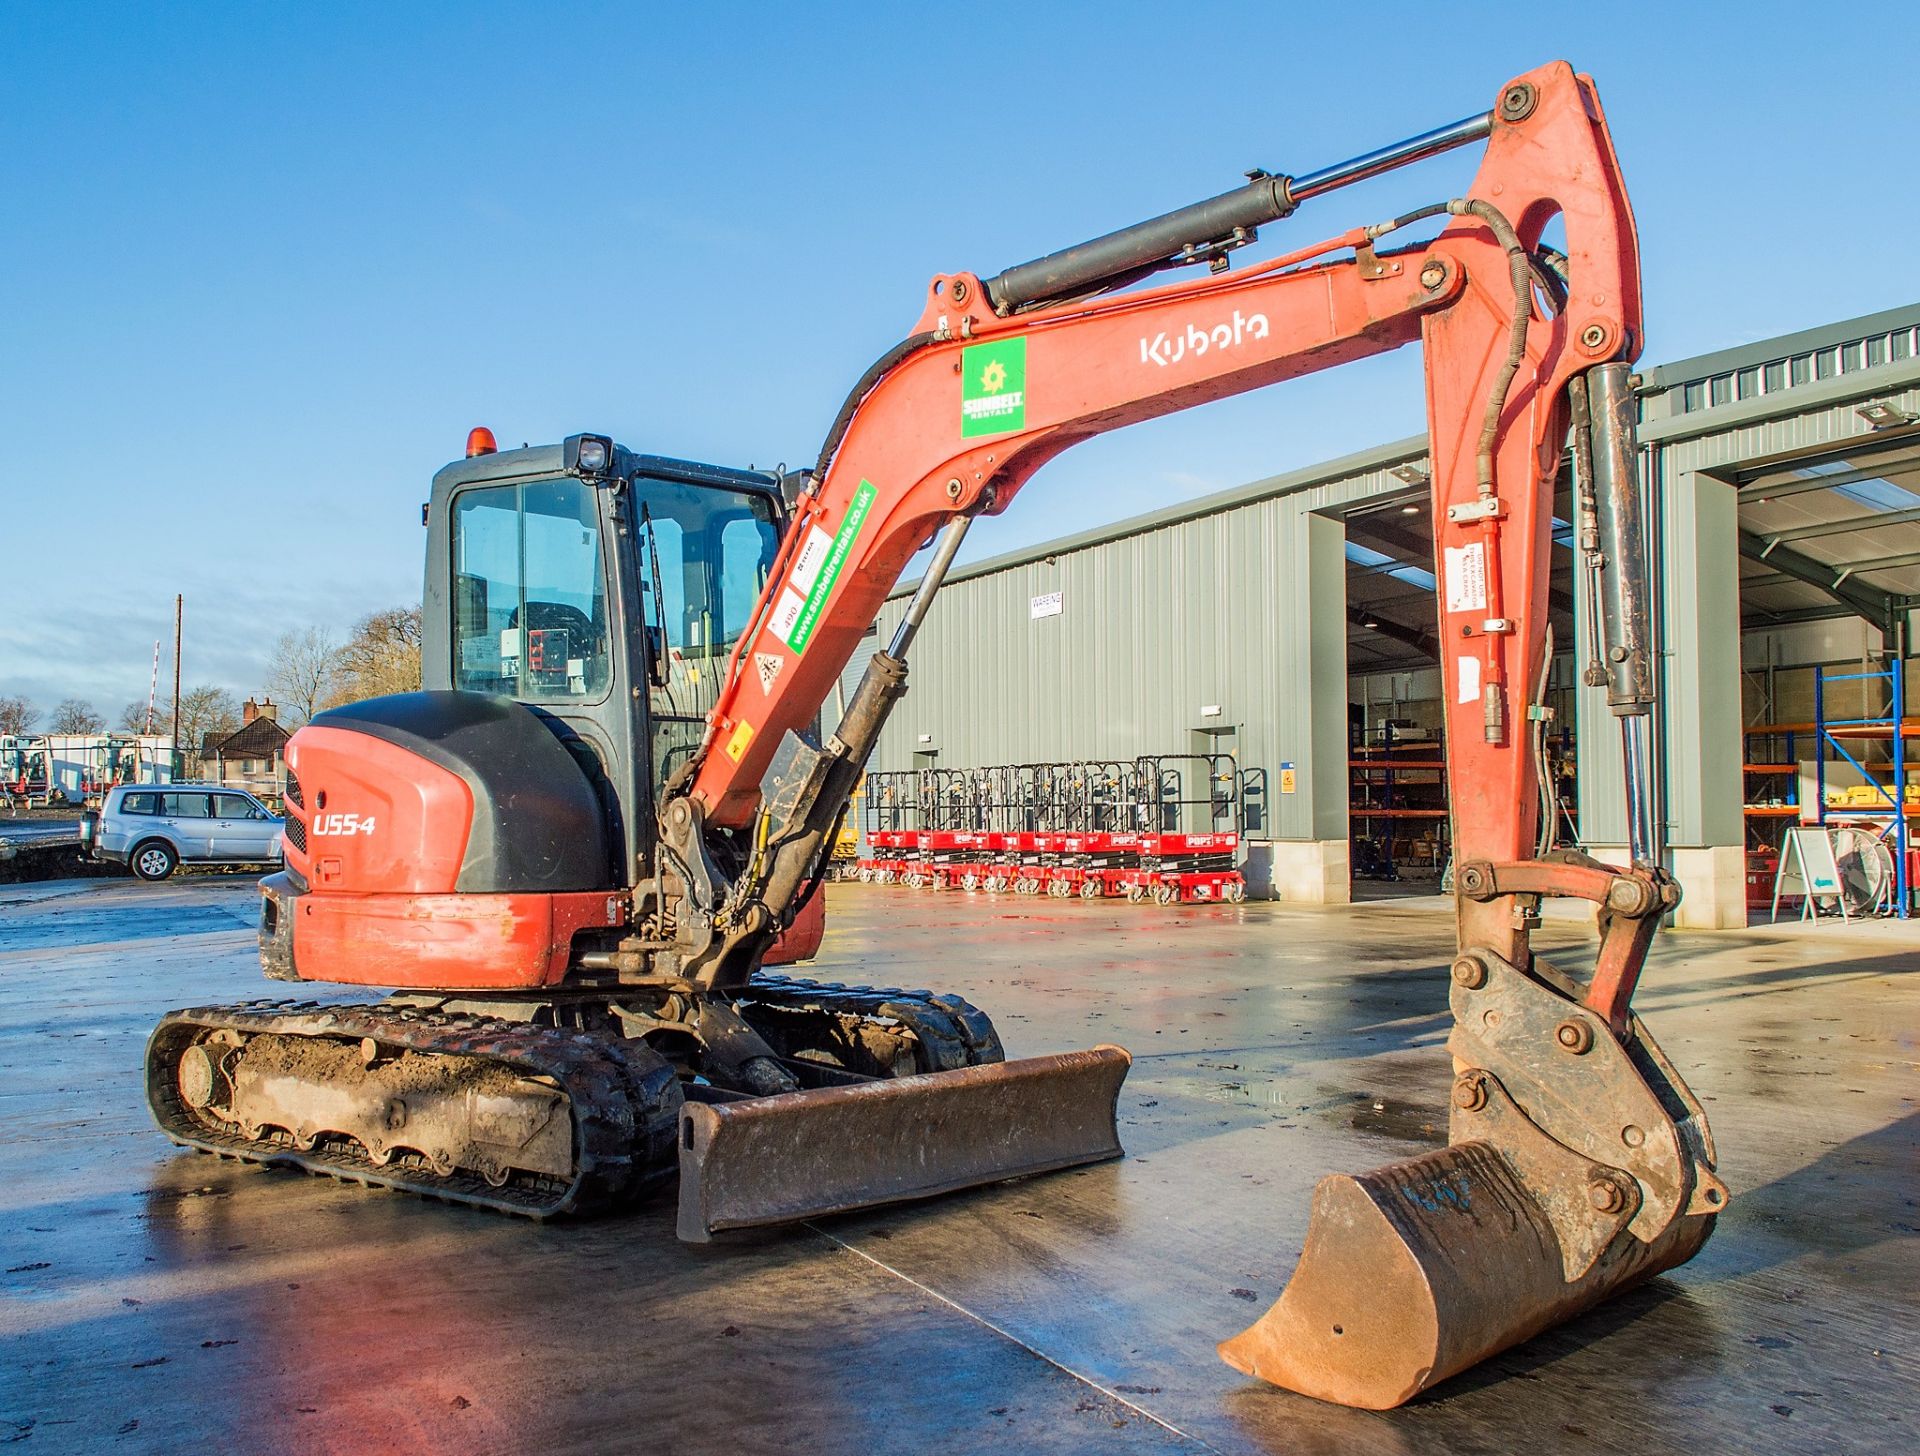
xmin=203 ymin=717 xmax=291 ymax=758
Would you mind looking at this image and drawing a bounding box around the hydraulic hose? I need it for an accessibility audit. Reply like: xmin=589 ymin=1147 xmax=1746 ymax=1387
xmin=812 ymin=331 xmax=940 ymax=483
xmin=1446 ymin=198 xmax=1534 ymax=498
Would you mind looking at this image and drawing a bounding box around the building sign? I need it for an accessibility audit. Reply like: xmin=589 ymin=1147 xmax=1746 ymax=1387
xmin=1279 ymin=761 xmax=1297 ymax=794
xmin=1030 ymin=590 xmax=1063 ymax=620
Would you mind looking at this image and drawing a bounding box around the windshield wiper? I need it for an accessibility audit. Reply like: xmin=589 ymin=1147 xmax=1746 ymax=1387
xmin=638 ymin=502 xmax=673 ymax=691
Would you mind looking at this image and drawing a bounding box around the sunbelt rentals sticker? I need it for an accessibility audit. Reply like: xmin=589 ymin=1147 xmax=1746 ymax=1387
xmin=961 ymin=336 xmax=1026 ymax=437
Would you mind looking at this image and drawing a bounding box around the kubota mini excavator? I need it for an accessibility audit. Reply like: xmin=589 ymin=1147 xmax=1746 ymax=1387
xmin=147 ymin=61 xmax=1724 ymax=1408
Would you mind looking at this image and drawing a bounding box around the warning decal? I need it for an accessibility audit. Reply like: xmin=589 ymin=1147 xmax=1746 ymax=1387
xmin=754 ymin=652 xmax=784 ymax=695
xmin=724 ymin=720 xmax=755 ymax=763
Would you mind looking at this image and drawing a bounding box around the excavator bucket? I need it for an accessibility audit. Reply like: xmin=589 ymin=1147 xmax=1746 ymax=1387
xmin=677 ymin=1045 xmax=1130 ymax=1240
xmin=1218 ymin=1143 xmax=1715 ymax=1408
xmin=1222 ymin=943 xmax=1726 ymax=1409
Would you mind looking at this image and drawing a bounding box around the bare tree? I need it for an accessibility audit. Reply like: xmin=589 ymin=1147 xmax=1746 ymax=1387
xmin=0 ymin=694 xmax=36 ymax=737
xmin=173 ymin=685 xmax=241 ymax=772
xmin=331 ymin=605 xmax=423 ymax=705
xmin=48 ymin=699 xmax=105 ymax=734
xmin=118 ymin=699 xmax=158 ymax=734
xmin=264 ymin=626 xmax=341 ymax=727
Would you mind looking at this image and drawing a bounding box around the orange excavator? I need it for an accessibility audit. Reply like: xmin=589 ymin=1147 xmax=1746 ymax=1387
xmin=146 ymin=61 xmax=1723 ymax=1409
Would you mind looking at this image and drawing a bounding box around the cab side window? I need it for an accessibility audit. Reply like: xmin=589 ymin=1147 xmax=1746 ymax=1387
xmin=121 ymin=792 xmax=159 ymax=816
xmin=451 ymin=477 xmax=612 ymax=701
xmin=163 ymin=793 xmax=213 ymax=818
xmin=216 ymin=794 xmax=259 ymax=820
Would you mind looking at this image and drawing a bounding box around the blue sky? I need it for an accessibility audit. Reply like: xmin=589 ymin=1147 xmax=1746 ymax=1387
xmin=2 ymin=2 xmax=1913 ymax=714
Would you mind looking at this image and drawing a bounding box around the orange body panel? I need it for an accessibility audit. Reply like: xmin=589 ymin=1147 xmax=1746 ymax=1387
xmin=284 ymin=727 xmax=474 ymax=894
xmin=283 ymin=724 xmax=627 ymax=990
xmin=766 ymin=888 xmax=825 ymax=964
xmin=293 ymin=888 xmax=624 ymax=990
xmin=280 ymin=720 xmax=817 ymax=989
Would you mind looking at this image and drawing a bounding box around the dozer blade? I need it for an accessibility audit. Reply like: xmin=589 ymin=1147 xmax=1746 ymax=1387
xmin=677 ymin=1044 xmax=1130 ymax=1241
xmin=1217 ymin=1141 xmax=1714 ymax=1410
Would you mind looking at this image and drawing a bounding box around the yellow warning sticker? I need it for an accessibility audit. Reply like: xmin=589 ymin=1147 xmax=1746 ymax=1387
xmin=724 ymin=720 xmax=755 ymax=763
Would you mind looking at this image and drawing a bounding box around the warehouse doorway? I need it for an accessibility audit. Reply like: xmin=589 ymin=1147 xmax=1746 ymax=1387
xmin=1728 ymin=427 xmax=1920 ymax=919
xmin=1185 ymin=725 xmax=1247 ymax=834
xmin=1339 ymin=470 xmax=1582 ymax=899
xmin=1342 ymin=488 xmax=1447 ymax=899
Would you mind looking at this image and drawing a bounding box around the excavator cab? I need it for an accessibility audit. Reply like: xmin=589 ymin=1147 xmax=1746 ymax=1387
xmin=423 ymin=435 xmax=788 ymax=888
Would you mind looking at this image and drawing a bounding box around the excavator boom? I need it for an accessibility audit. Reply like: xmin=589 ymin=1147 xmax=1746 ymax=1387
xmin=656 ymin=60 xmax=1722 ymax=1408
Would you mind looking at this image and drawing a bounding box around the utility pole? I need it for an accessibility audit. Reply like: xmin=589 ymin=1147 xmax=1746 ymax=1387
xmin=171 ymin=595 xmax=183 ymax=776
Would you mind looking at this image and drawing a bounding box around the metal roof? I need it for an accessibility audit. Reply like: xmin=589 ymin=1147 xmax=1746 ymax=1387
xmin=1732 ymin=426 xmax=1920 ymax=632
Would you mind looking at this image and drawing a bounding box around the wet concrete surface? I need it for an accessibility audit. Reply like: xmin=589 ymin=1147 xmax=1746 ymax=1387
xmin=0 ymin=877 xmax=1913 ymax=1454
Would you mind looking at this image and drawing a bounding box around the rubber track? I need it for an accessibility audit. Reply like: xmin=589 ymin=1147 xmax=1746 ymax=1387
xmin=146 ymin=1000 xmax=681 ymax=1219
xmin=737 ymin=974 xmax=1005 ymax=1070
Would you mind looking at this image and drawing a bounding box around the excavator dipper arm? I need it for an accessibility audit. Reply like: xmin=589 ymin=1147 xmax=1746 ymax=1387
xmin=661 ymin=60 xmax=1724 ymax=1407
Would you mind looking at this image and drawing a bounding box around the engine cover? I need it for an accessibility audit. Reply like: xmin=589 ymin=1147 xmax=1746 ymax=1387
xmin=287 ymin=691 xmax=611 ymax=895
xmin=271 ymin=692 xmax=622 ymax=990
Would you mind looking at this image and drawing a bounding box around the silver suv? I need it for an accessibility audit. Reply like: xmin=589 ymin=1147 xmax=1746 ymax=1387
xmin=87 ymin=784 xmax=285 ymax=881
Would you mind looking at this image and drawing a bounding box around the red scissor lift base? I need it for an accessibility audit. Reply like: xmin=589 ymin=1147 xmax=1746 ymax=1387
xmin=1120 ymin=833 xmax=1246 ymax=904
xmin=858 ymin=829 xmax=921 ymax=885
xmin=923 ymin=831 xmax=993 ymax=889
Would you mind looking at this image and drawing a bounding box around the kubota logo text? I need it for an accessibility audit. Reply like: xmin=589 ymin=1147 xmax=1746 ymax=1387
xmin=311 ymin=813 xmax=377 ymax=836
xmin=1139 ymin=309 xmax=1270 ymax=367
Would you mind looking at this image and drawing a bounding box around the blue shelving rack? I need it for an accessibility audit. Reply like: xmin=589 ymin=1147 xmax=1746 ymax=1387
xmin=1814 ymin=657 xmax=1912 ymax=918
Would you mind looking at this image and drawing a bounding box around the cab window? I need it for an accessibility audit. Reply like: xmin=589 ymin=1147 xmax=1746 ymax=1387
xmin=121 ymin=791 xmax=159 ymax=816
xmin=452 ymin=476 xmax=612 ymax=701
xmin=216 ymin=794 xmax=260 ymax=819
xmin=631 ymin=477 xmax=780 ymax=791
xmin=162 ymin=793 xmax=213 ymax=818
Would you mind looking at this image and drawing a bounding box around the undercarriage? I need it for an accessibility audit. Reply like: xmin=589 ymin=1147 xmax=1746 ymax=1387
xmin=146 ymin=975 xmax=1127 ymax=1227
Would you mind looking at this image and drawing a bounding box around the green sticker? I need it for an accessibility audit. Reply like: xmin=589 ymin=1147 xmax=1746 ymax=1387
xmin=960 ymin=336 xmax=1027 ymax=437
xmin=783 ymin=479 xmax=878 ymax=654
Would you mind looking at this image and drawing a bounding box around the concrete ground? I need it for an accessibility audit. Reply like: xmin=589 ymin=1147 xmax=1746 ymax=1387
xmin=1 ymin=876 xmax=1913 ymax=1455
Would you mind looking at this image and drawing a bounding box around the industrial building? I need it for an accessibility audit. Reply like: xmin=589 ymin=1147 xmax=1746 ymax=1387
xmin=865 ymin=302 xmax=1920 ymax=925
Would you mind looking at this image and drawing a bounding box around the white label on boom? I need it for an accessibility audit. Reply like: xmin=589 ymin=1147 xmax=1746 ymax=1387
xmin=1444 ymin=542 xmax=1488 ymax=615
xmin=1457 ymin=653 xmax=1482 ymax=705
xmin=789 ymin=526 xmax=834 ymax=594
xmin=769 ymin=587 xmax=806 ymax=646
